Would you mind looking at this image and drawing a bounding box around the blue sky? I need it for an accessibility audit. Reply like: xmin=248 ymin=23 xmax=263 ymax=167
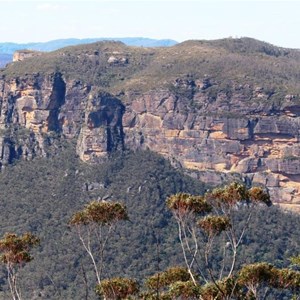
xmin=1 ymin=0 xmax=300 ymax=49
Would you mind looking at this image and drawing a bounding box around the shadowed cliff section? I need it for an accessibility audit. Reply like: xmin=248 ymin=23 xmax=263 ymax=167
xmin=77 ymin=91 xmax=125 ymax=161
xmin=47 ymin=73 xmax=66 ymax=132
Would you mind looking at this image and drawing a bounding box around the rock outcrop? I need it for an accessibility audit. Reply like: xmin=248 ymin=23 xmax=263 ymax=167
xmin=13 ymin=50 xmax=43 ymax=62
xmin=122 ymin=85 xmax=300 ymax=207
xmin=0 ymin=74 xmax=125 ymax=165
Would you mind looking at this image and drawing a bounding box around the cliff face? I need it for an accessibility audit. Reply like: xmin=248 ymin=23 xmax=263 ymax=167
xmin=1 ymin=39 xmax=300 ymax=209
xmin=123 ymin=86 xmax=300 ymax=208
xmin=0 ymin=74 xmax=124 ymax=164
xmin=1 ymin=72 xmax=300 ymax=208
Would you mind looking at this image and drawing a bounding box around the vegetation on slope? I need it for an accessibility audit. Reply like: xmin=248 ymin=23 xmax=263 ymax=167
xmin=1 ymin=37 xmax=300 ymax=100
xmin=0 ymin=142 xmax=298 ymax=299
xmin=0 ymin=142 xmax=206 ymax=299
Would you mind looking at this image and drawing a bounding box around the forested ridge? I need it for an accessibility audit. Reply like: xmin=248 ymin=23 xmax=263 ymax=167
xmin=0 ymin=141 xmax=299 ymax=299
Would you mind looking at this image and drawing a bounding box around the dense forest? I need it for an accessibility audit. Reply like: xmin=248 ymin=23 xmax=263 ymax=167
xmin=0 ymin=140 xmax=299 ymax=299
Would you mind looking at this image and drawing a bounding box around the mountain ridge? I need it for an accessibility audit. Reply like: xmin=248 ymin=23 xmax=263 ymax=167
xmin=0 ymin=37 xmax=178 ymax=67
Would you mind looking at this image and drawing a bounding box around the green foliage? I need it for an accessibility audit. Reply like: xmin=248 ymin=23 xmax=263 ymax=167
xmin=145 ymin=262 xmax=300 ymax=300
xmin=198 ymin=216 xmax=231 ymax=236
xmin=166 ymin=193 xmax=212 ymax=216
xmin=95 ymin=277 xmax=139 ymax=300
xmin=290 ymin=255 xmax=300 ymax=267
xmin=70 ymin=201 xmax=128 ymax=226
xmin=200 ymin=277 xmax=240 ymax=300
xmin=145 ymin=267 xmax=200 ymax=300
xmin=146 ymin=267 xmax=192 ymax=290
xmin=271 ymin=268 xmax=300 ymax=290
xmin=206 ymin=182 xmax=271 ymax=208
xmin=0 ymin=232 xmax=39 ymax=265
xmin=238 ymin=262 xmax=275 ymax=288
xmin=206 ymin=182 xmax=249 ymax=207
xmin=168 ymin=280 xmax=202 ymax=299
xmin=248 ymin=186 xmax=272 ymax=206
xmin=238 ymin=262 xmax=300 ymax=298
xmin=0 ymin=232 xmax=40 ymax=299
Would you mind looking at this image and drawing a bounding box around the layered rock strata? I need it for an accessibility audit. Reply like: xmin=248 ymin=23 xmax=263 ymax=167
xmin=0 ymin=73 xmax=300 ymax=208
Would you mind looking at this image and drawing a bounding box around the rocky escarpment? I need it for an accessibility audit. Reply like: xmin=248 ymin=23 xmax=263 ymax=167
xmin=1 ymin=39 xmax=300 ymax=210
xmin=122 ymin=79 xmax=300 ymax=208
xmin=1 ymin=73 xmax=300 ymax=209
xmin=77 ymin=91 xmax=125 ymax=161
xmin=0 ymin=73 xmax=125 ymax=166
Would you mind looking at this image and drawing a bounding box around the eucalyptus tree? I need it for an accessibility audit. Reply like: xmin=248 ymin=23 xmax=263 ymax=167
xmin=238 ymin=262 xmax=300 ymax=299
xmin=0 ymin=232 xmax=40 ymax=300
xmin=166 ymin=182 xmax=272 ymax=297
xmin=204 ymin=184 xmax=271 ymax=281
xmin=143 ymin=266 xmax=201 ymax=299
xmin=69 ymin=200 xmax=129 ymax=285
xmin=95 ymin=277 xmax=139 ymax=300
xmin=166 ymin=193 xmax=212 ymax=284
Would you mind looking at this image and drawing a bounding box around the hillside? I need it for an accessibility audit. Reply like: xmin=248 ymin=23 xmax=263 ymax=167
xmin=2 ymin=37 xmax=300 ymax=93
xmin=0 ymin=144 xmax=204 ymax=299
xmin=1 ymin=38 xmax=300 ymax=207
xmin=0 ymin=144 xmax=299 ymax=299
xmin=0 ymin=37 xmax=178 ymax=67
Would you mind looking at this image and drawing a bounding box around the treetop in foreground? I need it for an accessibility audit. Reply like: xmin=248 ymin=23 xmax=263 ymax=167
xmin=69 ymin=200 xmax=129 ymax=226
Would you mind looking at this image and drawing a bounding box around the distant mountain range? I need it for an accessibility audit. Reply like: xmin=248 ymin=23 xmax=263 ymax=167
xmin=0 ymin=37 xmax=178 ymax=67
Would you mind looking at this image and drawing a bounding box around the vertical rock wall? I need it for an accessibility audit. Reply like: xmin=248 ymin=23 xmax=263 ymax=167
xmin=1 ymin=73 xmax=300 ymax=207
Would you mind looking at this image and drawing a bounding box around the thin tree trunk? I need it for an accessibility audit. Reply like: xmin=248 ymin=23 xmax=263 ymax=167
xmin=7 ymin=264 xmax=17 ymax=300
xmin=77 ymin=226 xmax=101 ymax=284
xmin=177 ymin=221 xmax=197 ymax=285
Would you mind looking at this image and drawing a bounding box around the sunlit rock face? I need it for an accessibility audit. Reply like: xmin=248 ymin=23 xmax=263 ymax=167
xmin=1 ymin=72 xmax=300 ymax=208
xmin=0 ymin=73 xmax=125 ymax=165
xmin=12 ymin=50 xmax=43 ymax=62
xmin=122 ymin=81 xmax=300 ymax=207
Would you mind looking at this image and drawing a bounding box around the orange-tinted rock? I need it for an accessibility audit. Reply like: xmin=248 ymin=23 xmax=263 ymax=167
xmin=1 ymin=73 xmax=300 ymax=209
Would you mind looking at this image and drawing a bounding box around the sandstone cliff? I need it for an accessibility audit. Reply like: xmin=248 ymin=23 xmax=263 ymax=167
xmin=13 ymin=50 xmax=43 ymax=62
xmin=1 ymin=38 xmax=300 ymax=209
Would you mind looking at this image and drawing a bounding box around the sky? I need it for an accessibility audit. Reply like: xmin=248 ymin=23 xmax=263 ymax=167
xmin=1 ymin=0 xmax=300 ymax=49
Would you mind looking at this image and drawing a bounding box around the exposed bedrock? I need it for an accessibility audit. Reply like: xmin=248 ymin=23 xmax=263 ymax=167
xmin=1 ymin=73 xmax=300 ymax=206
xmin=123 ymin=88 xmax=300 ymax=206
